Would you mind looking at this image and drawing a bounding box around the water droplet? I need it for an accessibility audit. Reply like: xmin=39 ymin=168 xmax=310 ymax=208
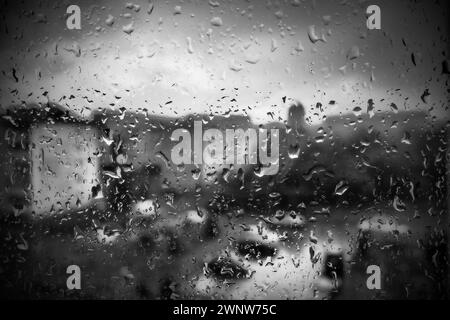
xmin=352 ymin=106 xmax=362 ymax=116
xmin=390 ymin=103 xmax=398 ymax=113
xmin=122 ymin=22 xmax=134 ymax=34
xmin=393 ymin=195 xmax=406 ymax=212
xmin=229 ymin=60 xmax=243 ymax=72
xmin=420 ymin=89 xmax=430 ymax=103
xmin=147 ymin=2 xmax=154 ymax=15
xmin=64 ymin=42 xmax=81 ymax=57
xmin=210 ymin=16 xmax=223 ymax=27
xmin=309 ymin=230 xmax=318 ymax=244
xmin=105 ymin=15 xmax=115 ymax=26
xmin=186 ymin=37 xmax=194 ymax=54
xmin=307 ymin=25 xmax=326 ymax=43
xmin=401 ymin=131 xmax=412 ymax=144
xmin=294 ymin=41 xmax=304 ymax=52
xmin=244 ymin=54 xmax=260 ymax=64
xmin=347 ymin=45 xmax=360 ymax=60
xmin=274 ymin=10 xmax=283 ymax=19
xmin=334 ymin=180 xmax=349 ymax=195
xmin=271 ymin=38 xmax=278 ymax=52
xmin=174 ymin=5 xmax=182 ymax=15
xmin=288 ymin=144 xmax=300 ymax=159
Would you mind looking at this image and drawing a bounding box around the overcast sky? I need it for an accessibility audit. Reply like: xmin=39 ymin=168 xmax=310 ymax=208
xmin=0 ymin=0 xmax=448 ymax=124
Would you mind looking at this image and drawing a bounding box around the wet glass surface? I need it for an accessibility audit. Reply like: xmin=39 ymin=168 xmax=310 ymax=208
xmin=0 ymin=0 xmax=448 ymax=300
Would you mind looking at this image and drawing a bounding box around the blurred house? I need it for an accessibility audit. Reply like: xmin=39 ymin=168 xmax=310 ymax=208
xmin=0 ymin=103 xmax=103 ymax=217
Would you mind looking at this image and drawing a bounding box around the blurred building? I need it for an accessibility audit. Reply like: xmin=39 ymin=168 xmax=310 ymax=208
xmin=0 ymin=103 xmax=103 ymax=217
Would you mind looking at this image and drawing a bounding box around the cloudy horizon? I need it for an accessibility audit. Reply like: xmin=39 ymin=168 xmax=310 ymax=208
xmin=0 ymin=0 xmax=448 ymax=126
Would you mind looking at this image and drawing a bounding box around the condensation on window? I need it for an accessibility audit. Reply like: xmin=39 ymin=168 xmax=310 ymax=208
xmin=0 ymin=0 xmax=448 ymax=300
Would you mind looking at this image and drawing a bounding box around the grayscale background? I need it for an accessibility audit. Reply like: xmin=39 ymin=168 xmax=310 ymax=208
xmin=0 ymin=0 xmax=448 ymax=299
